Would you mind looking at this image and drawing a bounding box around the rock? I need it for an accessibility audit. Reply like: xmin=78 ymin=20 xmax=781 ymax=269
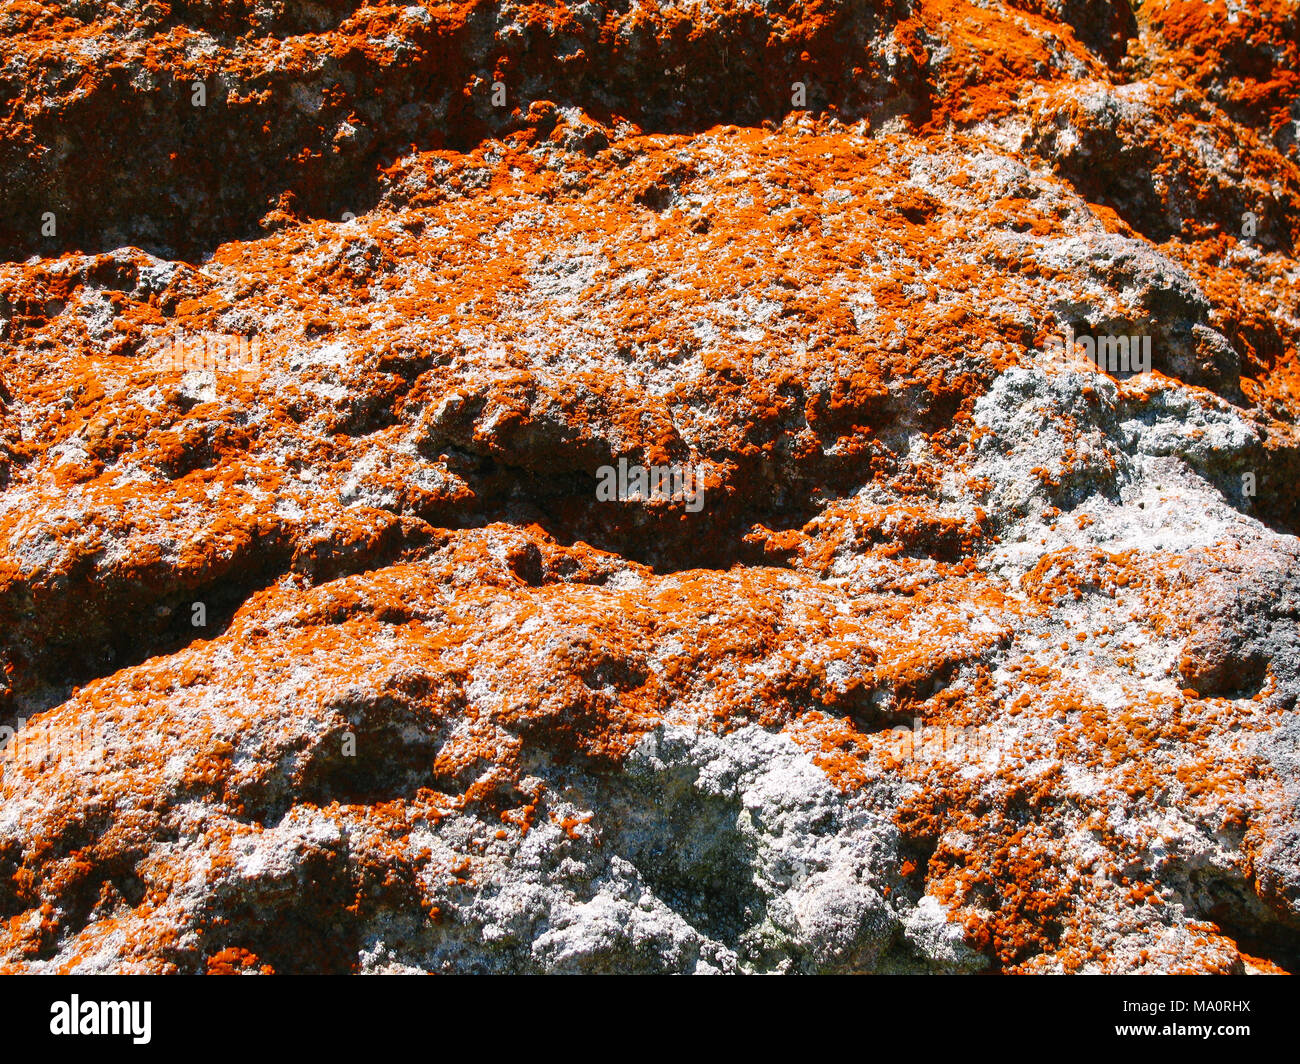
xmin=1 ymin=0 xmax=1299 ymax=974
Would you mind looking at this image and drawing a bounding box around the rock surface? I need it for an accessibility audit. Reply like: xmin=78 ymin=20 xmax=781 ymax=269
xmin=1 ymin=0 xmax=1299 ymax=973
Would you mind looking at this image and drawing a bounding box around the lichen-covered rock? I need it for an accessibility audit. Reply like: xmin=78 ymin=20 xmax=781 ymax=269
xmin=1 ymin=0 xmax=1299 ymax=973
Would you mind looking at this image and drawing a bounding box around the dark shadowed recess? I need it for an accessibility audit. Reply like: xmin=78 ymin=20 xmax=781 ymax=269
xmin=0 ymin=0 xmax=907 ymax=262
xmin=0 ymin=0 xmax=1149 ymax=262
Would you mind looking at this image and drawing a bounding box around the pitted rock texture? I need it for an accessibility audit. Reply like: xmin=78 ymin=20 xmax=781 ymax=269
xmin=1 ymin=0 xmax=1299 ymax=973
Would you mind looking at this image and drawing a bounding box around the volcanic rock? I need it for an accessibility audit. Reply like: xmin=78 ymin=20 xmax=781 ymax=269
xmin=1 ymin=0 xmax=1299 ymax=973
